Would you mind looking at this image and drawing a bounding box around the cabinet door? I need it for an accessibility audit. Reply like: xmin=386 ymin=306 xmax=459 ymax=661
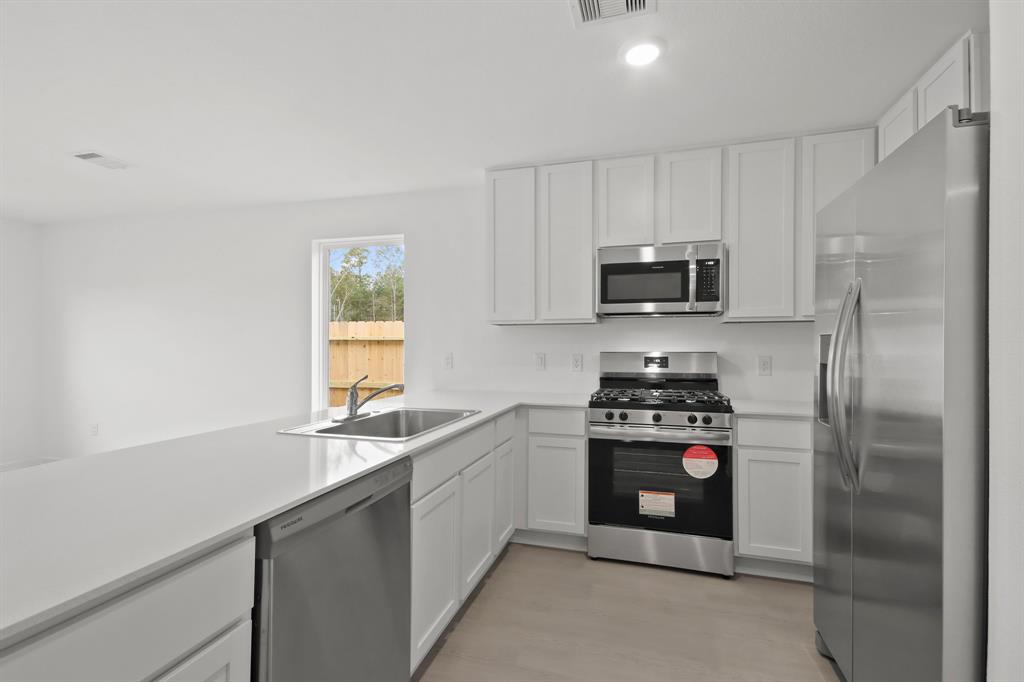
xmin=797 ymin=129 xmax=875 ymax=316
xmin=877 ymin=90 xmax=918 ymax=161
xmin=725 ymin=138 xmax=796 ymax=318
xmin=410 ymin=476 xmax=460 ymax=670
xmin=596 ymin=155 xmax=655 ymax=247
xmin=527 ymin=436 xmax=586 ymax=535
xmin=156 ymin=620 xmax=251 ymax=682
xmin=538 ymin=161 xmax=595 ymax=321
xmin=736 ymin=448 xmax=812 ymax=563
xmin=486 ymin=168 xmax=535 ymax=322
xmin=493 ymin=440 xmax=515 ymax=549
xmin=916 ymin=36 xmax=970 ymax=127
xmin=656 ymin=148 xmax=722 ymax=244
xmin=459 ymin=453 xmax=495 ymax=600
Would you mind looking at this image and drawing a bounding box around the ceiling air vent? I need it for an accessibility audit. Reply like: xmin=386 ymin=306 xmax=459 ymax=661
xmin=571 ymin=0 xmax=656 ymax=26
xmin=72 ymin=151 xmax=130 ymax=170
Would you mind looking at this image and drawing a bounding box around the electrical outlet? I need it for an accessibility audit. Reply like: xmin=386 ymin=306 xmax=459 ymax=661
xmin=757 ymin=355 xmax=773 ymax=376
xmin=443 ymin=352 xmax=454 ymax=370
xmin=89 ymin=423 xmax=99 ymax=437
xmin=571 ymin=353 xmax=583 ymax=372
xmin=534 ymin=352 xmax=547 ymax=371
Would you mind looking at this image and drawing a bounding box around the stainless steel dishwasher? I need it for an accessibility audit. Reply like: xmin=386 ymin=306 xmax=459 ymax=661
xmin=253 ymin=457 xmax=412 ymax=682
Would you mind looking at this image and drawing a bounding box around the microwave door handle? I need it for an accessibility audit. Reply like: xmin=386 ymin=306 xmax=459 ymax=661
xmin=686 ymin=245 xmax=697 ymax=311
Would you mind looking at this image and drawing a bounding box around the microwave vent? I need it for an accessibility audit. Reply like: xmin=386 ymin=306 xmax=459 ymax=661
xmin=571 ymin=0 xmax=656 ymax=26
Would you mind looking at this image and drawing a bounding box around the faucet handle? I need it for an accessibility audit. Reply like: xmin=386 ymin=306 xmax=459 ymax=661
xmin=352 ymin=374 xmax=369 ymax=388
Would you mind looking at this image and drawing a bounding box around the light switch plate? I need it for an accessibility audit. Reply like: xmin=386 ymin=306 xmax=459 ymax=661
xmin=534 ymin=352 xmax=547 ymax=371
xmin=443 ymin=352 xmax=454 ymax=370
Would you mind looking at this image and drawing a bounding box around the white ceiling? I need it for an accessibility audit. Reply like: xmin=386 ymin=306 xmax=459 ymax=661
xmin=0 ymin=0 xmax=987 ymax=225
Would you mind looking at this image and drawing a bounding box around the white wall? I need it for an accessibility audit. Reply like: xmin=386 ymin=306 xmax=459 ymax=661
xmin=986 ymin=1 xmax=1023 ymax=679
xmin=35 ymin=185 xmax=812 ymax=458
xmin=0 ymin=218 xmax=43 ymax=465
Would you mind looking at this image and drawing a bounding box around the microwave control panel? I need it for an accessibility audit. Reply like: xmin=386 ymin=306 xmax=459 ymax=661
xmin=695 ymin=259 xmax=721 ymax=302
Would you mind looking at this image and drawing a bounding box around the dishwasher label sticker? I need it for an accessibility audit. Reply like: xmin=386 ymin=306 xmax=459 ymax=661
xmin=639 ymin=490 xmax=676 ymax=518
xmin=682 ymin=446 xmax=719 ymax=479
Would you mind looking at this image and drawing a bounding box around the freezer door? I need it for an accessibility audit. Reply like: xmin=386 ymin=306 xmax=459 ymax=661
xmin=848 ymin=109 xmax=984 ymax=682
xmin=812 ymin=184 xmax=857 ymax=679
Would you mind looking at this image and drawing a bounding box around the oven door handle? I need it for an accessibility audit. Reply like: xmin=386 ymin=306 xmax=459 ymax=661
xmin=589 ymin=425 xmax=733 ymax=446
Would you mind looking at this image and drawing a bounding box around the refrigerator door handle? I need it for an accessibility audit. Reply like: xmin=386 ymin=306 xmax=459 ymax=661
xmin=830 ymin=278 xmax=862 ymax=493
xmin=824 ymin=286 xmax=855 ymax=488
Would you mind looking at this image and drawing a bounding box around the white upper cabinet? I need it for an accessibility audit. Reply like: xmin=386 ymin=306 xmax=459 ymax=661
xmin=725 ymin=138 xmax=796 ymax=319
xmin=797 ymin=129 xmax=876 ymax=317
xmin=655 ymin=148 xmax=723 ymax=244
xmin=877 ymin=90 xmax=918 ymax=161
xmin=915 ymin=36 xmax=970 ymax=127
xmin=537 ymin=161 xmax=594 ymax=322
xmin=596 ymin=155 xmax=655 ymax=247
xmin=486 ymin=168 xmax=535 ymax=323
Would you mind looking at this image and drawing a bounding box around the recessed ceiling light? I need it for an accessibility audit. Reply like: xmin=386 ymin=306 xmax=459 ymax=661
xmin=621 ymin=39 xmax=665 ymax=67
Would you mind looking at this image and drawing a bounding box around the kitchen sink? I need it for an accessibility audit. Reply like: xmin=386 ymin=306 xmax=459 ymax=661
xmin=280 ymin=407 xmax=480 ymax=442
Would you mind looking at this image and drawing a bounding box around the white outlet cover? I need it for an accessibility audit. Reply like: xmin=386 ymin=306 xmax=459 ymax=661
xmin=571 ymin=353 xmax=583 ymax=372
xmin=443 ymin=352 xmax=454 ymax=369
xmin=757 ymin=355 xmax=773 ymax=376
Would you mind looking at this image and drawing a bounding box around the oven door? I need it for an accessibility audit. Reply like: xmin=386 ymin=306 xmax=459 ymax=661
xmin=597 ymin=245 xmax=689 ymax=316
xmin=588 ymin=427 xmax=733 ymax=540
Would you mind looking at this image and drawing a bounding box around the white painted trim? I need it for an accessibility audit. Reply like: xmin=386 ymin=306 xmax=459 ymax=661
xmin=734 ymin=556 xmax=812 ymax=583
xmin=509 ymin=529 xmax=587 ymax=553
xmin=309 ymin=234 xmax=404 ymax=412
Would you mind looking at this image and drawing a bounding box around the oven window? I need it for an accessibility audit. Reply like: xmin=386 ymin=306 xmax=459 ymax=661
xmin=601 ymin=261 xmax=688 ymax=304
xmin=588 ymin=438 xmax=732 ymax=540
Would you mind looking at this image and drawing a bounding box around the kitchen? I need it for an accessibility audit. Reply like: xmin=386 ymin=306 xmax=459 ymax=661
xmin=0 ymin=2 xmax=1021 ymax=682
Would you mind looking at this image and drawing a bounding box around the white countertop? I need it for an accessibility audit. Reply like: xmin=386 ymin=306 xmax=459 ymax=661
xmin=0 ymin=389 xmax=588 ymax=646
xmin=730 ymin=400 xmax=814 ymax=418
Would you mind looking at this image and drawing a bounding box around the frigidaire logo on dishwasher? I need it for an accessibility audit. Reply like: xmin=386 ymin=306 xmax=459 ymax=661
xmin=280 ymin=515 xmax=303 ymax=530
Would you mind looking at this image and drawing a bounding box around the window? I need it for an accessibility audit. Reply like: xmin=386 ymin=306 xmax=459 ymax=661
xmin=311 ymin=236 xmax=404 ymax=410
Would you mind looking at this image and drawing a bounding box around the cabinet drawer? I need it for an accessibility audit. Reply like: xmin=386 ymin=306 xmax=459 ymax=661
xmin=155 ymin=619 xmax=251 ymax=682
xmin=412 ymin=423 xmax=494 ymax=502
xmin=494 ymin=411 xmax=515 ymax=446
xmin=528 ymin=408 xmax=586 ymax=437
xmin=0 ymin=537 xmax=255 ymax=682
xmin=737 ymin=418 xmax=812 ymax=450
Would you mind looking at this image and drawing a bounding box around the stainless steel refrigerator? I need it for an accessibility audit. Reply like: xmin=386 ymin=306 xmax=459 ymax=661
xmin=813 ymin=106 xmax=988 ymax=682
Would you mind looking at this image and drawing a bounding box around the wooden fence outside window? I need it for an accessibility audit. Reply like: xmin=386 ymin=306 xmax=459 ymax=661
xmin=328 ymin=321 xmax=405 ymax=407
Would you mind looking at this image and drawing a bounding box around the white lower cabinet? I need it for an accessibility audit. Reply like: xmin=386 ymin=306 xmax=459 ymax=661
xmin=527 ymin=436 xmax=586 ymax=535
xmin=493 ymin=439 xmax=515 ymax=548
xmin=155 ymin=620 xmax=251 ymax=682
xmin=459 ymin=452 xmax=496 ymax=600
xmin=410 ymin=476 xmax=461 ymax=670
xmin=736 ymin=447 xmax=813 ymax=563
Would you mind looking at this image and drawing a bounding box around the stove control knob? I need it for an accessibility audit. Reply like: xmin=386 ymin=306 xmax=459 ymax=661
xmin=702 ymin=415 xmax=713 ymax=425
xmin=604 ymin=411 xmax=615 ymax=421
xmin=652 ymin=413 xmax=663 ymax=423
xmin=687 ymin=414 xmax=698 ymax=425
xmin=619 ymin=411 xmax=629 ymax=421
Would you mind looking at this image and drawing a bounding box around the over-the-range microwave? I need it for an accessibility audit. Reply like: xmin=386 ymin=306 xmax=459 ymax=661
xmin=597 ymin=242 xmax=725 ymax=317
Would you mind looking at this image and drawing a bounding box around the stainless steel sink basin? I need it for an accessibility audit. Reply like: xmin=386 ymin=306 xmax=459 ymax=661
xmin=280 ymin=407 xmax=480 ymax=442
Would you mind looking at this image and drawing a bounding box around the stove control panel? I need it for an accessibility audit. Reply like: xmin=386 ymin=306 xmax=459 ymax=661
xmin=589 ymin=408 xmax=733 ymax=429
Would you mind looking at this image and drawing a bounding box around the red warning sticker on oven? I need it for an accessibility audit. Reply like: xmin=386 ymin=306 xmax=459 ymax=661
xmin=682 ymin=445 xmax=719 ymax=479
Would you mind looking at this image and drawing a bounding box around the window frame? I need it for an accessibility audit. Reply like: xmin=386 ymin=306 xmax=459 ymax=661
xmin=310 ymin=234 xmax=405 ymax=412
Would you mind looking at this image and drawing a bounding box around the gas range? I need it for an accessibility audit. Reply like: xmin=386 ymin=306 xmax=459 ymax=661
xmin=586 ymin=351 xmax=736 ymax=577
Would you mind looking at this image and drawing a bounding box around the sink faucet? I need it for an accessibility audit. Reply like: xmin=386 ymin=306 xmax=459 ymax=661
xmin=346 ymin=375 xmax=405 ymax=418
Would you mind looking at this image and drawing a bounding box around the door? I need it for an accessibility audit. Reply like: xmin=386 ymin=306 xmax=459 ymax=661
xmin=877 ymin=90 xmax=918 ymax=161
xmin=459 ymin=453 xmax=495 ymax=599
xmin=812 ymin=171 xmax=857 ymax=680
xmin=527 ymin=436 xmax=586 ymax=534
xmin=486 ymin=168 xmax=535 ymax=322
xmin=537 ymin=161 xmax=594 ymax=321
xmin=156 ymin=620 xmax=251 ymax=682
xmin=736 ymin=448 xmax=812 ymax=562
xmin=797 ymin=130 xmax=875 ymax=317
xmin=725 ymin=138 xmax=796 ymax=318
xmin=915 ymin=37 xmax=970 ymax=127
xmin=410 ymin=476 xmax=460 ymax=671
xmin=656 ymin=148 xmax=722 ymax=244
xmin=596 ymin=155 xmax=655 ymax=246
xmin=847 ymin=109 xmax=950 ymax=682
xmin=493 ymin=439 xmax=515 ymax=548
xmin=588 ymin=437 xmax=732 ymax=539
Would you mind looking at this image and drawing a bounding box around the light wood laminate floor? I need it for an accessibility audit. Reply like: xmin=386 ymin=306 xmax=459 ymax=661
xmin=419 ymin=544 xmax=839 ymax=682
